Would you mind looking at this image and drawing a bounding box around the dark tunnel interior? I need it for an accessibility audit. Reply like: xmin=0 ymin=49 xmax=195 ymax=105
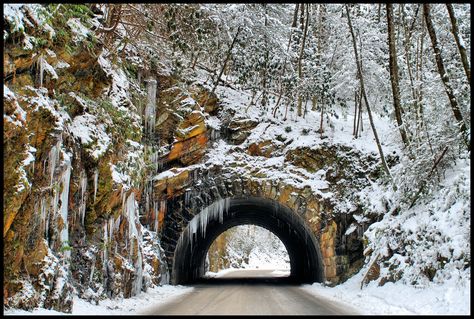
xmin=172 ymin=197 xmax=324 ymax=285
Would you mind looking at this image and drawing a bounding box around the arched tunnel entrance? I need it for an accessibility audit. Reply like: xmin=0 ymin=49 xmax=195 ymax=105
xmin=172 ymin=197 xmax=324 ymax=285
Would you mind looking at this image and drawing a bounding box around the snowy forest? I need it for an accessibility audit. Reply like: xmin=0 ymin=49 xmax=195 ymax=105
xmin=3 ymin=3 xmax=470 ymax=315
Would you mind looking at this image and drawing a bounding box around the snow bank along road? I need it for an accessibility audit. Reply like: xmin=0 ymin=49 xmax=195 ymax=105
xmin=140 ymin=269 xmax=360 ymax=315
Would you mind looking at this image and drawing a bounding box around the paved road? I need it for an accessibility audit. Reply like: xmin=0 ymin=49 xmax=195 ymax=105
xmin=141 ymin=269 xmax=359 ymax=315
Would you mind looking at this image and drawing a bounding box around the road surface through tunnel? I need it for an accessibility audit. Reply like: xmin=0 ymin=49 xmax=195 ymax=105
xmin=171 ymin=196 xmax=324 ymax=285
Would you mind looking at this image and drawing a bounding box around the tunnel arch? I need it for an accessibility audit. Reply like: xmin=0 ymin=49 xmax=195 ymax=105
xmin=171 ymin=196 xmax=324 ymax=285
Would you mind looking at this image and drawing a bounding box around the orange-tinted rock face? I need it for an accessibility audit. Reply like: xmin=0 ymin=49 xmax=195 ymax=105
xmin=3 ymin=5 xmax=166 ymax=311
xmin=3 ymin=92 xmax=31 ymax=238
xmin=154 ymin=168 xmax=190 ymax=197
xmin=168 ymin=111 xmax=209 ymax=166
xmin=168 ymin=132 xmax=208 ymax=165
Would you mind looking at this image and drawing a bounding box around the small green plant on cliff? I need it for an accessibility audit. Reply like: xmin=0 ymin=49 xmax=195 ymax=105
xmin=98 ymin=99 xmax=142 ymax=144
xmin=60 ymin=242 xmax=73 ymax=253
xmin=45 ymin=4 xmax=93 ymax=26
xmin=32 ymin=37 xmax=49 ymax=50
xmin=124 ymin=61 xmax=140 ymax=80
xmin=43 ymin=4 xmax=95 ymax=50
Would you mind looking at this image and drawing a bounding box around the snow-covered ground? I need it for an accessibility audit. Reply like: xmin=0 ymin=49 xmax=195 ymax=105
xmin=206 ymin=259 xmax=470 ymax=315
xmin=205 ymin=267 xmax=470 ymax=315
xmin=302 ymin=267 xmax=470 ymax=315
xmin=4 ymin=285 xmax=193 ymax=316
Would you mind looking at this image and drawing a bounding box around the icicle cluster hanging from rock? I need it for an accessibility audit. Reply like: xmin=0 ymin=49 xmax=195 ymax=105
xmin=145 ymin=77 xmax=157 ymax=136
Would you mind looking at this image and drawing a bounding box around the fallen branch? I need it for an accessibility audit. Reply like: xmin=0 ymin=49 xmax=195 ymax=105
xmin=408 ymin=146 xmax=448 ymax=209
xmin=360 ymin=252 xmax=381 ymax=289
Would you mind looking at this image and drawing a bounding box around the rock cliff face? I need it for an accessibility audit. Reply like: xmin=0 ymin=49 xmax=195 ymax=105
xmin=3 ymin=5 xmax=163 ymax=312
xmin=3 ymin=4 xmax=387 ymax=313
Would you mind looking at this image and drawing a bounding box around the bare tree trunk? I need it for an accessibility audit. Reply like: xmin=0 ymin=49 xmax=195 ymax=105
xmin=300 ymin=2 xmax=305 ymax=30
xmin=272 ymin=4 xmax=299 ymax=118
xmin=408 ymin=146 xmax=449 ymax=209
xmin=191 ymin=52 xmax=200 ymax=70
xmin=416 ymin=15 xmax=426 ymax=137
xmin=345 ymin=5 xmax=392 ymax=177
xmin=377 ymin=3 xmax=382 ymax=22
xmin=319 ymin=101 xmax=324 ymax=136
xmin=297 ymin=4 xmax=310 ymax=117
xmin=261 ymin=4 xmax=269 ymax=109
xmin=292 ymin=3 xmax=300 ymax=28
xmin=211 ymin=26 xmax=242 ymax=96
xmin=272 ymin=94 xmax=283 ymax=117
xmin=359 ymin=93 xmax=364 ymax=132
xmin=353 ymin=90 xmax=358 ymax=136
xmin=387 ymin=4 xmax=409 ymax=147
xmin=283 ymin=102 xmax=289 ymax=121
xmin=303 ymin=98 xmax=309 ymax=118
xmin=355 ymin=86 xmax=363 ymax=138
xmin=316 ymin=4 xmax=327 ymax=56
xmin=423 ymin=4 xmax=470 ymax=151
xmin=446 ymin=3 xmax=471 ymax=86
xmin=401 ymin=4 xmax=419 ymax=121
xmin=246 ymin=90 xmax=257 ymax=113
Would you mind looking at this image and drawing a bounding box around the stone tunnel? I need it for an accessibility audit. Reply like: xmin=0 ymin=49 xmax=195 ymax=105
xmin=147 ymin=163 xmax=373 ymax=286
xmin=173 ymin=196 xmax=323 ymax=284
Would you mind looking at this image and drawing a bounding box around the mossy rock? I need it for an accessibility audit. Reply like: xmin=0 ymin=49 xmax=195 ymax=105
xmin=3 ymin=100 xmax=31 ymax=237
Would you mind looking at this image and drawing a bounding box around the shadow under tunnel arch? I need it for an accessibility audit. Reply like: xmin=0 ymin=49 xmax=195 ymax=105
xmin=172 ymin=197 xmax=324 ymax=285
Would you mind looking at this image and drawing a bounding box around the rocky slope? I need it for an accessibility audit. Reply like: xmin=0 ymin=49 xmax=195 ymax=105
xmin=4 ymin=4 xmax=164 ymax=311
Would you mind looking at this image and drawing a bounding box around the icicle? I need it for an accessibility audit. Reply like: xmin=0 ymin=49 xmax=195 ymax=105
xmin=112 ymin=214 xmax=121 ymax=254
xmin=184 ymin=189 xmax=191 ymax=206
xmin=103 ymin=221 xmax=108 ymax=272
xmin=210 ymin=129 xmax=220 ymax=141
xmin=123 ymin=192 xmax=143 ymax=296
xmin=39 ymin=54 xmax=44 ymax=88
xmin=59 ymin=153 xmax=72 ymax=258
xmin=40 ymin=197 xmax=48 ymax=240
xmin=157 ymin=158 xmax=163 ymax=172
xmin=132 ymin=248 xmax=143 ymax=296
xmin=160 ymin=270 xmax=170 ymax=285
xmin=153 ymin=200 xmax=159 ymax=232
xmin=93 ymin=169 xmax=99 ymax=201
xmin=51 ymin=187 xmax=60 ymax=244
xmin=48 ymin=138 xmax=62 ymax=186
xmin=126 ymin=193 xmax=139 ymax=240
xmin=79 ymin=170 xmax=87 ymax=226
xmin=89 ymin=263 xmax=95 ymax=286
xmin=108 ymin=217 xmax=114 ymax=242
xmin=144 ymin=182 xmax=149 ymax=217
xmin=151 ymin=148 xmax=160 ymax=174
xmin=145 ymin=78 xmax=157 ymax=136
xmin=114 ymin=215 xmax=121 ymax=235
xmin=158 ymin=199 xmax=166 ymax=232
xmin=187 ymin=198 xmax=230 ymax=248
xmin=126 ymin=192 xmax=143 ymax=295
